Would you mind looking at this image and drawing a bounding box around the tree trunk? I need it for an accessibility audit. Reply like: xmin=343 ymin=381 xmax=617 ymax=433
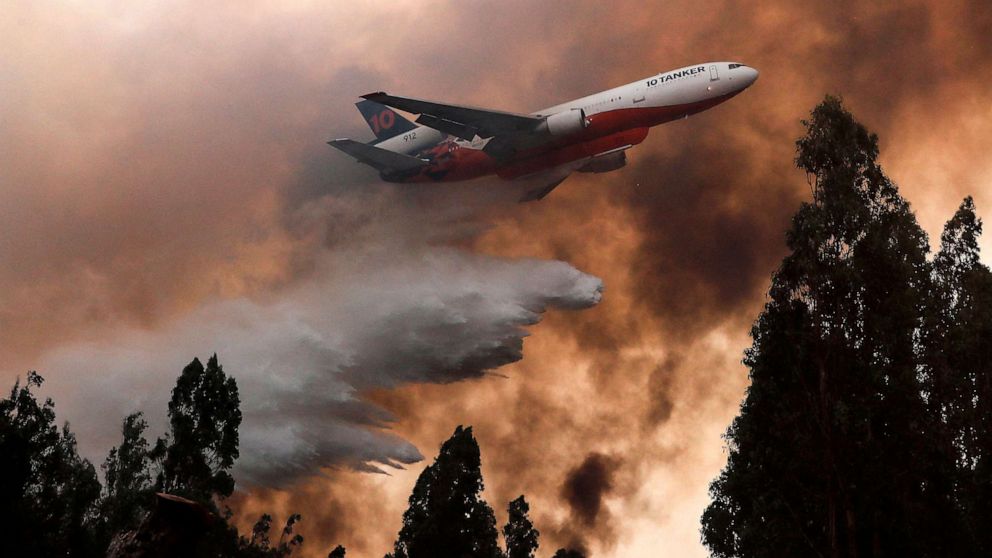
xmin=818 ymin=355 xmax=844 ymax=558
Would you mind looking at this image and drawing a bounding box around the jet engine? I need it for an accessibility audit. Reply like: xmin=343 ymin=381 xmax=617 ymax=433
xmin=539 ymin=108 xmax=589 ymax=137
xmin=578 ymin=150 xmax=627 ymax=173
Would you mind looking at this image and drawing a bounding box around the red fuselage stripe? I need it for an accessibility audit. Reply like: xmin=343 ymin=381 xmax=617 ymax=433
xmin=396 ymin=90 xmax=741 ymax=183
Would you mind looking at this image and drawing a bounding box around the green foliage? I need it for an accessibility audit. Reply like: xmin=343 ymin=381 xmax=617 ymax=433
xmin=158 ymin=354 xmax=242 ymax=504
xmin=0 ymin=371 xmax=102 ymax=557
xmin=388 ymin=425 xmax=502 ymax=558
xmin=504 ymin=495 xmax=539 ymax=558
xmin=702 ymin=96 xmax=979 ymax=557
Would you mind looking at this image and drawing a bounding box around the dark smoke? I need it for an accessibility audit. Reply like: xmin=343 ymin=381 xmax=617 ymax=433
xmin=4 ymin=1 xmax=992 ymax=556
xmin=620 ymin=143 xmax=797 ymax=341
xmin=646 ymin=357 xmax=680 ymax=428
xmin=560 ymin=453 xmax=621 ymax=549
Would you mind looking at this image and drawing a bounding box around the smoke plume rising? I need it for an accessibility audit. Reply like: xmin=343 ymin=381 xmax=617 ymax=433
xmin=559 ymin=453 xmax=621 ymax=551
xmin=3 ymin=1 xmax=992 ymax=557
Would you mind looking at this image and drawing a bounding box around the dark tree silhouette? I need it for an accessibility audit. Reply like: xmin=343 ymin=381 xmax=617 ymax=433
xmin=238 ymin=513 xmax=305 ymax=557
xmin=328 ymin=545 xmax=347 ymax=558
xmin=551 ymin=549 xmax=586 ymax=558
xmin=504 ymin=495 xmax=539 ymax=558
xmin=99 ymin=411 xmax=155 ymax=543
xmin=0 ymin=372 xmax=101 ymax=557
xmin=1 ymin=356 xmax=317 ymax=558
xmin=157 ymin=354 xmax=242 ymax=505
xmin=250 ymin=513 xmax=276 ymax=549
xmin=387 ymin=425 xmax=501 ymax=558
xmin=925 ymin=196 xmax=992 ymax=555
xmin=702 ymin=96 xmax=963 ymax=557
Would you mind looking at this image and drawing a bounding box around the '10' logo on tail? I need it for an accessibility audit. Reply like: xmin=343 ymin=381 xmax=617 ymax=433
xmin=368 ymin=110 xmax=395 ymax=134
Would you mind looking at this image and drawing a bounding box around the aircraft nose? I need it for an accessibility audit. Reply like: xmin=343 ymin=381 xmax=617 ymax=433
xmin=742 ymin=66 xmax=759 ymax=87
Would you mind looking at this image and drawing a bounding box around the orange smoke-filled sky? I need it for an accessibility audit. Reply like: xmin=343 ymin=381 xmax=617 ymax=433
xmin=2 ymin=1 xmax=991 ymax=557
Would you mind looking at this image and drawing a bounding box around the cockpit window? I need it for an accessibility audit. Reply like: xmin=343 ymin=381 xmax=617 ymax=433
xmin=728 ymin=63 xmax=745 ymax=69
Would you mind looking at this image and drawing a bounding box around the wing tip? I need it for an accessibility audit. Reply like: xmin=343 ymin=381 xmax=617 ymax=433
xmin=361 ymin=91 xmax=387 ymax=100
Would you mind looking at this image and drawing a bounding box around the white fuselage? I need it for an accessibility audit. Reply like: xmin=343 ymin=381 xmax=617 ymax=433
xmin=376 ymin=61 xmax=758 ymax=156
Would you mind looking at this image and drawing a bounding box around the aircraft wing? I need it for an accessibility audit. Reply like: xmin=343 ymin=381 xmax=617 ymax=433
xmin=362 ymin=92 xmax=542 ymax=142
xmin=518 ymin=174 xmax=570 ymax=202
xmin=514 ymin=161 xmax=586 ymax=202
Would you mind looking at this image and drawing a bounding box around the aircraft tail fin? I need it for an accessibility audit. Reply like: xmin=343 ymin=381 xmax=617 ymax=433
xmin=356 ymin=99 xmax=417 ymax=141
xmin=328 ymin=138 xmax=427 ymax=173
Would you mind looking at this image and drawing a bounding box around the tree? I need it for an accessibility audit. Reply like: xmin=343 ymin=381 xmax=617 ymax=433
xmin=503 ymin=496 xmax=539 ymax=558
xmin=0 ymin=355 xmax=311 ymax=558
xmin=99 ymin=412 xmax=154 ymax=542
xmin=328 ymin=545 xmax=347 ymax=558
xmin=0 ymin=372 xmax=102 ymax=557
xmin=157 ymin=354 xmax=242 ymax=505
xmin=551 ymin=549 xmax=585 ymax=558
xmin=702 ymin=96 xmax=961 ymax=557
xmin=238 ymin=513 xmax=305 ymax=557
xmin=249 ymin=513 xmax=275 ymax=549
xmin=925 ymin=197 xmax=992 ymax=555
xmin=387 ymin=425 xmax=502 ymax=558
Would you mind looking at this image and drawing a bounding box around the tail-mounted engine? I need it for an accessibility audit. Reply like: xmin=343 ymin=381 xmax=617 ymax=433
xmin=538 ymin=108 xmax=589 ymax=138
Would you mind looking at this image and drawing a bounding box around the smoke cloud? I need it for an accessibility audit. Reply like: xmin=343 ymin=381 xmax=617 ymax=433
xmin=3 ymin=1 xmax=992 ymax=557
xmin=37 ymin=185 xmax=602 ymax=485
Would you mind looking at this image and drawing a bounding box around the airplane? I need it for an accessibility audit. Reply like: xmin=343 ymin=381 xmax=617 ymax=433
xmin=329 ymin=62 xmax=758 ymax=201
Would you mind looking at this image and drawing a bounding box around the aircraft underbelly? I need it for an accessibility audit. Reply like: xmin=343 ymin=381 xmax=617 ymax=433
xmin=496 ymin=127 xmax=648 ymax=180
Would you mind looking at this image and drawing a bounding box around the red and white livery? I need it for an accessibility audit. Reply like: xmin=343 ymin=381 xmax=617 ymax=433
xmin=330 ymin=62 xmax=758 ymax=201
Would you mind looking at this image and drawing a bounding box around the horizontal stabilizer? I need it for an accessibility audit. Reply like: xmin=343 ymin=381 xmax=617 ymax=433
xmin=328 ymin=139 xmax=427 ymax=172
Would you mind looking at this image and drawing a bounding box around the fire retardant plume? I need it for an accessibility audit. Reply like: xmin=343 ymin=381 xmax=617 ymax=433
xmin=35 ymin=184 xmax=604 ymax=486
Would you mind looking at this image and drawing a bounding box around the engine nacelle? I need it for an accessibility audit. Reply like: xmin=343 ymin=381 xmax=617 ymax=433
xmin=578 ymin=151 xmax=627 ymax=173
xmin=539 ymin=109 xmax=589 ymax=137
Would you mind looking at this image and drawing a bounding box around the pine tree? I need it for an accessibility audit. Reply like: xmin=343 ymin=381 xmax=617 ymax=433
xmin=387 ymin=426 xmax=501 ymax=558
xmin=702 ymin=96 xmax=961 ymax=557
xmin=504 ymin=496 xmax=539 ymax=558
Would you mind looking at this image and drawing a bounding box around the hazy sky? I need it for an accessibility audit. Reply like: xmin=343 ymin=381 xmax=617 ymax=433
xmin=2 ymin=1 xmax=991 ymax=556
